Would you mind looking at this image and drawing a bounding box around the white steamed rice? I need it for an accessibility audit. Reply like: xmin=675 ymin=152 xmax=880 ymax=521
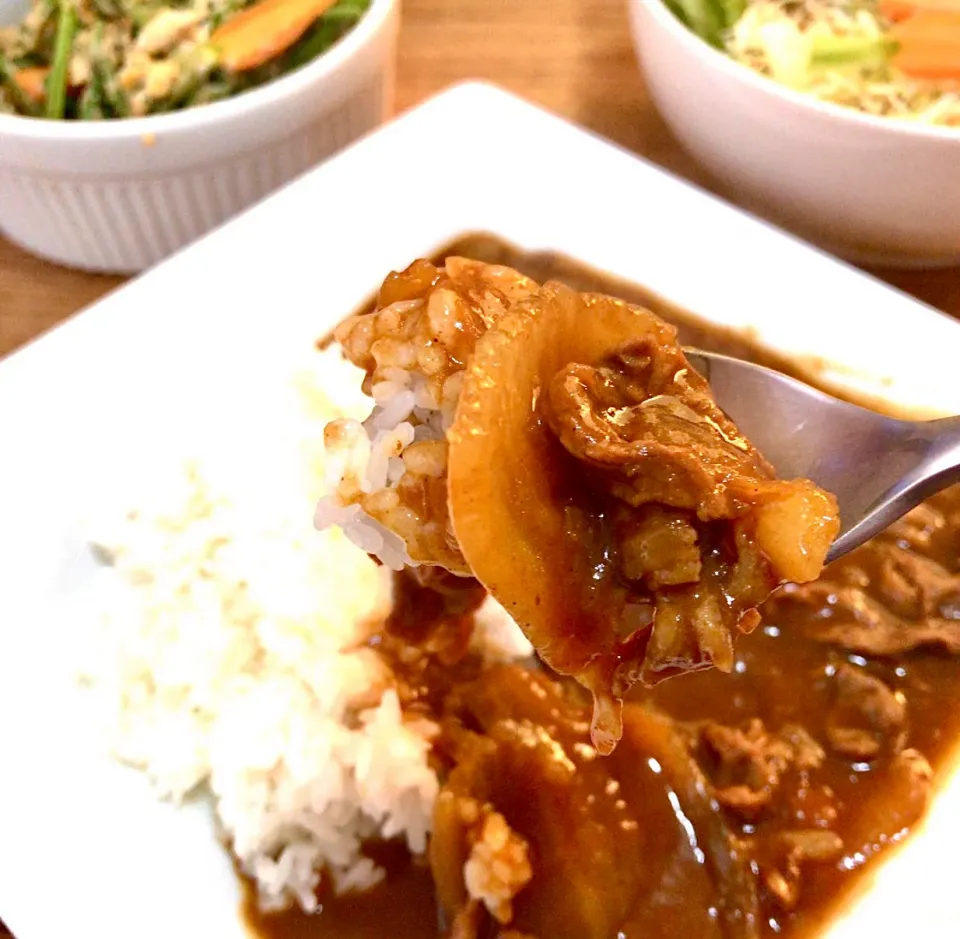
xmin=80 ymin=349 xmax=531 ymax=913
xmin=315 ymin=319 xmax=457 ymax=572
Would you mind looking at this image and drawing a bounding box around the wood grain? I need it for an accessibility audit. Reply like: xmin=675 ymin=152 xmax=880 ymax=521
xmin=0 ymin=1 xmax=957 ymax=933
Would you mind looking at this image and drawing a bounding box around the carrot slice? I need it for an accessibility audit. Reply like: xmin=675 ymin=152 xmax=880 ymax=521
xmin=210 ymin=0 xmax=339 ymax=72
xmin=880 ymin=0 xmax=960 ymax=21
xmin=880 ymin=0 xmax=914 ymax=18
xmin=13 ymin=66 xmax=49 ymax=103
xmin=890 ymin=9 xmax=960 ymax=79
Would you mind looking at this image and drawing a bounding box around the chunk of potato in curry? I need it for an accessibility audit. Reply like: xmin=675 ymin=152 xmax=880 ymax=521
xmin=431 ymin=665 xmax=745 ymax=939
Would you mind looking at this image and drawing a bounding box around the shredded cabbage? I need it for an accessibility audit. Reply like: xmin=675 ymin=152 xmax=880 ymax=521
xmin=710 ymin=0 xmax=960 ymax=126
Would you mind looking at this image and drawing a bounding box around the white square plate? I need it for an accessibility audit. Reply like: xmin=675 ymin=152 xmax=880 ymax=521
xmin=2 ymin=82 xmax=959 ymax=939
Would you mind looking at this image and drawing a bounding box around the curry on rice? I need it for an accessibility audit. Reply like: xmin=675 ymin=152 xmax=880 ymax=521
xmin=71 ymin=237 xmax=960 ymax=939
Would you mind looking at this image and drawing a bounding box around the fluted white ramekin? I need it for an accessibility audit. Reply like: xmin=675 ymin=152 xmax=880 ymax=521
xmin=0 ymin=0 xmax=398 ymax=273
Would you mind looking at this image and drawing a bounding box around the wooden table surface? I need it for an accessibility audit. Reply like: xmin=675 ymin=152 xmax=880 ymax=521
xmin=0 ymin=0 xmax=957 ymax=933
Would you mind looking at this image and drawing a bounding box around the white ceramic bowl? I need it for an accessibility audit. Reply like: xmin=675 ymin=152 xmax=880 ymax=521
xmin=627 ymin=0 xmax=960 ymax=267
xmin=0 ymin=0 xmax=398 ymax=273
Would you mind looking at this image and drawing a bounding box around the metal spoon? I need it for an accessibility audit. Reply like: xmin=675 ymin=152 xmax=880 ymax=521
xmin=684 ymin=349 xmax=960 ymax=563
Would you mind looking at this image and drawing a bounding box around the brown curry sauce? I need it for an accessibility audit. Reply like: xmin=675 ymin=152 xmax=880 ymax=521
xmin=246 ymin=236 xmax=960 ymax=939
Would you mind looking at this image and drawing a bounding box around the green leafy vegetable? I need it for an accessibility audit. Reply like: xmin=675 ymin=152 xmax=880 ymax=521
xmin=719 ymin=0 xmax=746 ymax=26
xmin=44 ymin=0 xmax=76 ymax=119
xmin=665 ymin=0 xmax=727 ymax=47
xmin=321 ymin=0 xmax=368 ymax=22
xmin=665 ymin=0 xmax=748 ymax=45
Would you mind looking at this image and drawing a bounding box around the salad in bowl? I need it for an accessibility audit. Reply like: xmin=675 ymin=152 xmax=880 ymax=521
xmin=0 ymin=0 xmax=369 ymax=118
xmin=665 ymin=0 xmax=960 ymax=127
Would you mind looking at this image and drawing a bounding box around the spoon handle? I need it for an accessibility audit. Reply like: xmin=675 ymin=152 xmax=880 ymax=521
xmin=911 ymin=414 xmax=960 ymax=496
xmin=827 ymin=414 xmax=960 ymax=562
